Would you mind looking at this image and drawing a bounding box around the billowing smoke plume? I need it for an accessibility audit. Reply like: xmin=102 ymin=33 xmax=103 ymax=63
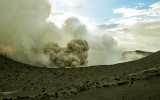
xmin=0 ymin=0 xmax=123 ymax=68
xmin=0 ymin=0 xmax=60 ymax=67
xmin=61 ymin=17 xmax=122 ymax=65
xmin=45 ymin=39 xmax=89 ymax=68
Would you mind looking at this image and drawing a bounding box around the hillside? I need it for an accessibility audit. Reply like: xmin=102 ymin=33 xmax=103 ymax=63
xmin=0 ymin=51 xmax=160 ymax=100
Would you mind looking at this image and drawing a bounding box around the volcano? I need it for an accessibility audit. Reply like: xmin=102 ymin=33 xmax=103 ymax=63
xmin=0 ymin=51 xmax=160 ymax=100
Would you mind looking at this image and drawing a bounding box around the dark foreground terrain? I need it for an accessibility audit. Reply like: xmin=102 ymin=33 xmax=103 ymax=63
xmin=0 ymin=51 xmax=160 ymax=100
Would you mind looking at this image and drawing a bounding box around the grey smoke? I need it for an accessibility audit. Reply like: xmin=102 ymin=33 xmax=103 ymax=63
xmin=44 ymin=39 xmax=89 ymax=68
xmin=0 ymin=0 xmax=125 ymax=68
xmin=61 ymin=17 xmax=123 ymax=65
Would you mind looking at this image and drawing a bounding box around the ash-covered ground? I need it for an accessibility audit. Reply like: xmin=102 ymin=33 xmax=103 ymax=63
xmin=0 ymin=51 xmax=160 ymax=100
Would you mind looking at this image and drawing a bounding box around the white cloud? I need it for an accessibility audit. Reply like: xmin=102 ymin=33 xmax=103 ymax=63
xmin=113 ymin=1 xmax=160 ymax=17
xmin=47 ymin=11 xmax=96 ymax=30
xmin=113 ymin=8 xmax=142 ymax=17
xmin=50 ymin=0 xmax=86 ymax=9
xmin=101 ymin=2 xmax=160 ymax=52
xmin=137 ymin=3 xmax=145 ymax=8
xmin=100 ymin=16 xmax=160 ymax=52
xmin=150 ymin=1 xmax=160 ymax=9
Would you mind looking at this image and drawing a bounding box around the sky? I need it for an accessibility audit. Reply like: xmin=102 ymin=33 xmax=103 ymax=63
xmin=49 ymin=0 xmax=160 ymax=21
xmin=0 ymin=0 xmax=160 ymax=67
xmin=48 ymin=0 xmax=160 ymax=52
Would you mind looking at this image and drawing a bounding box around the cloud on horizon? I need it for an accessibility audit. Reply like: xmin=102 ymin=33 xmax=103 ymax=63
xmin=113 ymin=1 xmax=160 ymax=18
xmin=99 ymin=1 xmax=160 ymax=52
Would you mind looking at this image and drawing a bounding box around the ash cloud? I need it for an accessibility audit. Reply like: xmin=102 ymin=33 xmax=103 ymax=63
xmin=45 ymin=39 xmax=89 ymax=68
xmin=0 ymin=0 xmax=123 ymax=68
xmin=61 ymin=17 xmax=123 ymax=65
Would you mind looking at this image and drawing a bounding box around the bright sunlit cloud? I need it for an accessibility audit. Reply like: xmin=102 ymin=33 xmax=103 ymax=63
xmin=48 ymin=0 xmax=160 ymax=52
xmin=113 ymin=1 xmax=160 ymax=18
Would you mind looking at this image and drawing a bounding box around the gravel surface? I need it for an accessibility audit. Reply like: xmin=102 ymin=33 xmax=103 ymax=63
xmin=0 ymin=51 xmax=160 ymax=100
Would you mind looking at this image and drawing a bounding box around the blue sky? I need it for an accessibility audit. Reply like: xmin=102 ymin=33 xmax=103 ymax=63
xmin=90 ymin=0 xmax=159 ymax=19
xmin=49 ymin=0 xmax=160 ymax=20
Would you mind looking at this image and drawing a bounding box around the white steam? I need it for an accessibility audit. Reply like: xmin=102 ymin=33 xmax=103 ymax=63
xmin=0 ymin=0 xmax=56 ymax=66
xmin=61 ymin=17 xmax=123 ymax=65
xmin=0 ymin=0 xmax=124 ymax=68
xmin=121 ymin=52 xmax=145 ymax=62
